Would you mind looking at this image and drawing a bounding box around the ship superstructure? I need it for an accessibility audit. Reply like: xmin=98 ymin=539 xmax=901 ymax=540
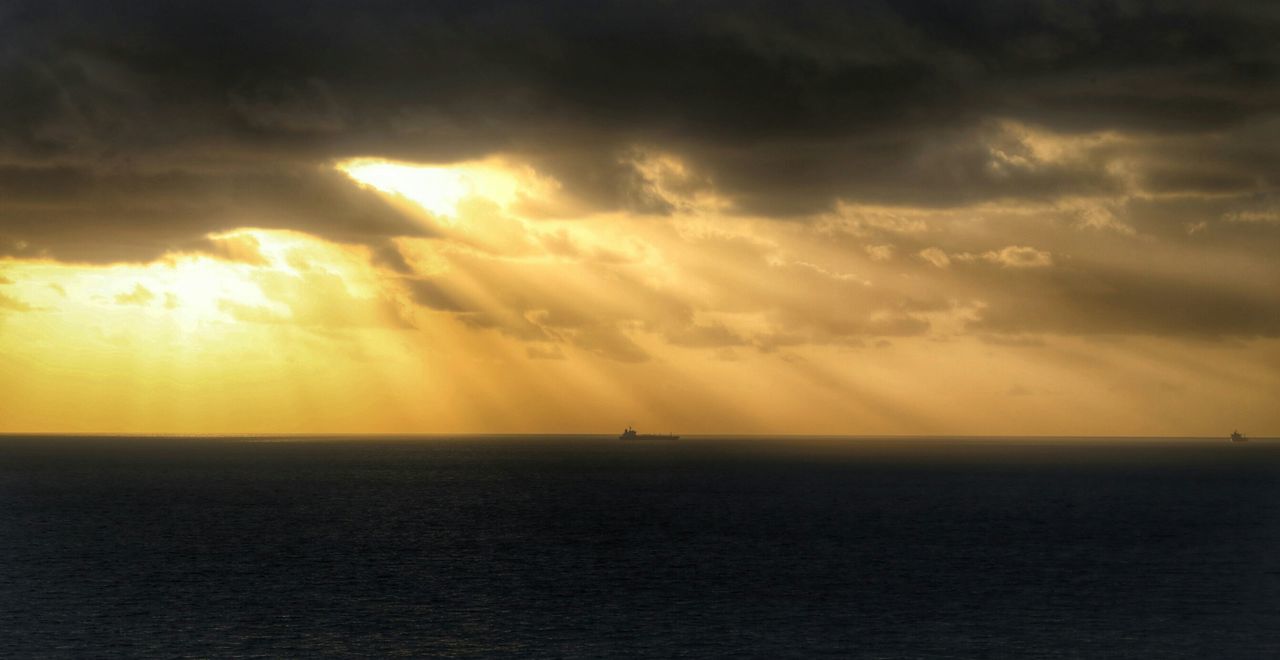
xmin=619 ymin=426 xmax=680 ymax=440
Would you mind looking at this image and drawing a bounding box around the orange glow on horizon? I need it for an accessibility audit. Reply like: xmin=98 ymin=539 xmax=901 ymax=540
xmin=2 ymin=156 xmax=1278 ymax=437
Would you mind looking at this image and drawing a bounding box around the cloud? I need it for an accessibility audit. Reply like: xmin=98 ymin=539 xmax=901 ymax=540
xmin=1224 ymin=210 xmax=1280 ymax=224
xmin=404 ymin=277 xmax=472 ymax=313
xmin=1063 ymin=199 xmax=1135 ymax=236
xmin=229 ymin=267 xmax=409 ymax=329
xmin=228 ymin=77 xmax=347 ymax=134
xmin=982 ymin=246 xmax=1052 ymax=268
xmin=0 ymin=1 xmax=1276 ymax=253
xmin=664 ymin=322 xmax=749 ymax=349
xmin=970 ymin=262 xmax=1280 ymax=338
xmin=865 ymin=244 xmax=894 ymax=261
xmin=564 ymin=324 xmax=650 ymax=363
xmin=0 ymin=0 xmax=1277 ymax=348
xmin=526 ymin=344 xmax=565 ymax=360
xmin=115 ymin=284 xmax=155 ymax=306
xmin=0 ymin=164 xmax=432 ymax=263
xmin=919 ymin=248 xmax=951 ymax=268
xmin=0 ymin=291 xmax=34 ymax=312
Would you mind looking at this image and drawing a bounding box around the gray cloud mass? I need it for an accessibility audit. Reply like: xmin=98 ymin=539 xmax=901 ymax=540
xmin=1 ymin=0 xmax=1277 ymax=341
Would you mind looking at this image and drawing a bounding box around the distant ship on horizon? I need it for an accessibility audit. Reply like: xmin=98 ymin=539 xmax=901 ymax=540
xmin=619 ymin=426 xmax=679 ymax=441
xmin=1231 ymin=430 xmax=1248 ymax=443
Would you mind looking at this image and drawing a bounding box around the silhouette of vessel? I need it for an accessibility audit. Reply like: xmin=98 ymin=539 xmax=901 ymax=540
xmin=619 ymin=426 xmax=679 ymax=440
xmin=1230 ymin=430 xmax=1248 ymax=443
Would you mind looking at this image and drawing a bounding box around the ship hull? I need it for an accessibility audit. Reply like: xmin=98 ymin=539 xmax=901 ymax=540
xmin=618 ymin=427 xmax=679 ymax=440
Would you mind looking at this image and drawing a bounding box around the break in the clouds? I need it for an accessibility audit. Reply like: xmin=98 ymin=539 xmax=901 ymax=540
xmin=2 ymin=0 xmax=1280 ymax=435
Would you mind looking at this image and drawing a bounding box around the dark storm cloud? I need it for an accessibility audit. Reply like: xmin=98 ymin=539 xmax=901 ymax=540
xmin=3 ymin=1 xmax=1277 ymax=225
xmin=2 ymin=0 xmax=1278 ymax=342
xmin=0 ymin=163 xmax=430 ymax=262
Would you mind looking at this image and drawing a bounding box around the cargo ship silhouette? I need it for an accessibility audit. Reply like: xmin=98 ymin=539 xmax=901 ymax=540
xmin=619 ymin=426 xmax=679 ymax=440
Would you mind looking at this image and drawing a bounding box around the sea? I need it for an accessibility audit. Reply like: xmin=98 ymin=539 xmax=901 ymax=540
xmin=1 ymin=435 xmax=1278 ymax=658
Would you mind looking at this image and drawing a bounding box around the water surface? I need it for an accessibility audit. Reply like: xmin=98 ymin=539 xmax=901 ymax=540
xmin=2 ymin=435 xmax=1277 ymax=657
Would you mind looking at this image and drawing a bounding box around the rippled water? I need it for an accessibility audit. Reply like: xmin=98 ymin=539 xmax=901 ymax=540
xmin=2 ymin=436 xmax=1278 ymax=657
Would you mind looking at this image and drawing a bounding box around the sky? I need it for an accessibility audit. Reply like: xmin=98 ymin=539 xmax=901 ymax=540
xmin=1 ymin=0 xmax=1278 ymax=435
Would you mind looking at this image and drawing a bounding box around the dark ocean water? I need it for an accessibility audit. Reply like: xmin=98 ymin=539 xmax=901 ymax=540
xmin=2 ymin=436 xmax=1278 ymax=658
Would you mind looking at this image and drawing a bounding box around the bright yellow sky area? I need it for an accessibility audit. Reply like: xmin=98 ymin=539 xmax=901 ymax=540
xmin=2 ymin=155 xmax=1277 ymax=436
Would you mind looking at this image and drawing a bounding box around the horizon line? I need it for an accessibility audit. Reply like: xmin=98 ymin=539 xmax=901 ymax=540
xmin=0 ymin=432 xmax=1270 ymax=441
